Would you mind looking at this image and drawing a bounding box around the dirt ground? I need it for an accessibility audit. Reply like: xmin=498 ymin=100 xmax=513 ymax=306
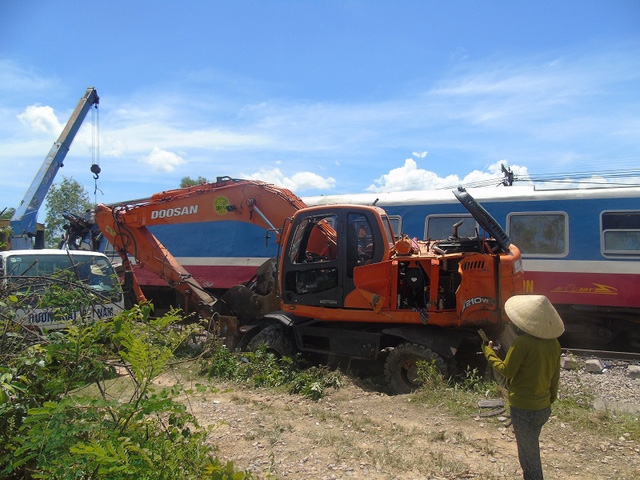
xmin=158 ymin=370 xmax=640 ymax=480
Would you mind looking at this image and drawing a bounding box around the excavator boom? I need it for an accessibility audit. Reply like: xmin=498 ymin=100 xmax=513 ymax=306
xmin=93 ymin=177 xmax=308 ymax=318
xmin=107 ymin=176 xmax=306 ymax=233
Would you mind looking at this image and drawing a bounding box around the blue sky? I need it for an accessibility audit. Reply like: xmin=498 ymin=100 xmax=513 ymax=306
xmin=1 ymin=1 xmax=639 ymax=218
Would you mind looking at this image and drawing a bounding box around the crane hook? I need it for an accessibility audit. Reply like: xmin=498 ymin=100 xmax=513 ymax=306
xmin=90 ymin=163 xmax=101 ymax=180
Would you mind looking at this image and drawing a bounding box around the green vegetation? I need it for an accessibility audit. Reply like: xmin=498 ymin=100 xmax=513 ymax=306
xmin=1 ymin=207 xmax=14 ymax=249
xmin=180 ymin=176 xmax=210 ymax=187
xmin=412 ymin=360 xmax=640 ymax=443
xmin=200 ymin=343 xmax=344 ymax=401
xmin=3 ymin=276 xmax=638 ymax=478
xmin=0 ymin=274 xmax=344 ymax=478
xmin=44 ymin=176 xmax=93 ymax=247
xmin=554 ymin=381 xmax=640 ymax=442
xmin=412 ymin=361 xmax=505 ymax=417
xmin=0 ymin=278 xmax=255 ymax=479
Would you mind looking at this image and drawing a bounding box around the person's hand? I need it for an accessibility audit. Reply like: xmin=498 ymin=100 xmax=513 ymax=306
xmin=488 ymin=340 xmax=494 ymax=349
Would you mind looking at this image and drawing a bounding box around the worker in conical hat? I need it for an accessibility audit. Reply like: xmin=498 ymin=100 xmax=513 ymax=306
xmin=483 ymin=295 xmax=564 ymax=480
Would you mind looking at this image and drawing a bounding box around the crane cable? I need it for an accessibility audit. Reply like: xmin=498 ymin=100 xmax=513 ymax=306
xmin=90 ymin=103 xmax=102 ymax=203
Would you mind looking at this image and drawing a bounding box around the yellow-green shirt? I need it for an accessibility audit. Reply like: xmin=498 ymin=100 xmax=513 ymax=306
xmin=483 ymin=334 xmax=561 ymax=410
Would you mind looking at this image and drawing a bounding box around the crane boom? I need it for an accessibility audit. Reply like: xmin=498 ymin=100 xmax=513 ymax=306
xmin=10 ymin=87 xmax=99 ymax=249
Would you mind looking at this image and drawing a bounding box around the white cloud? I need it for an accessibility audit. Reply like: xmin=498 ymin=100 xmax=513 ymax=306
xmin=102 ymin=121 xmax=272 ymax=157
xmin=17 ymin=105 xmax=62 ymax=135
xmin=140 ymin=147 xmax=186 ymax=172
xmin=366 ymin=158 xmax=459 ymax=192
xmin=460 ymin=161 xmax=531 ymax=187
xmin=287 ymin=171 xmax=336 ymax=191
xmin=243 ymin=167 xmax=336 ymax=192
xmin=367 ymin=159 xmax=531 ymax=192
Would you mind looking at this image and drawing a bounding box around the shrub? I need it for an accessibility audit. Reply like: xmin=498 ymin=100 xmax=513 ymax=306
xmin=201 ymin=344 xmax=344 ymax=400
xmin=1 ymin=283 xmax=253 ymax=479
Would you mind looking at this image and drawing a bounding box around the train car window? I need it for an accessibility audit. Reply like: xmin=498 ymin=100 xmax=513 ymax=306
xmin=601 ymin=211 xmax=640 ymax=256
xmin=387 ymin=215 xmax=402 ymax=239
xmin=425 ymin=214 xmax=474 ymax=240
xmin=507 ymin=212 xmax=567 ymax=257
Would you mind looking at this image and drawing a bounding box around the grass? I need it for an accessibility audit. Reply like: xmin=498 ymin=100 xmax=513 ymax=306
xmin=553 ymin=396 xmax=640 ymax=442
xmin=199 ymin=343 xmax=345 ymax=400
xmin=411 ymin=359 xmax=640 ymax=443
xmin=411 ymin=362 xmax=507 ymax=419
xmin=148 ymin=344 xmax=639 ymax=479
xmin=112 ymin=340 xmax=636 ymax=478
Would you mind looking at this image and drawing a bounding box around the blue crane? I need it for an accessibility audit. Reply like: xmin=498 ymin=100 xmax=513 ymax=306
xmin=10 ymin=87 xmax=99 ymax=249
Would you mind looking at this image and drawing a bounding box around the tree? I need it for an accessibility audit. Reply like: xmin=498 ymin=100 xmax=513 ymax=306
xmin=0 ymin=208 xmax=13 ymax=249
xmin=44 ymin=176 xmax=93 ymax=247
xmin=0 ymin=208 xmax=15 ymax=220
xmin=180 ymin=176 xmax=209 ymax=187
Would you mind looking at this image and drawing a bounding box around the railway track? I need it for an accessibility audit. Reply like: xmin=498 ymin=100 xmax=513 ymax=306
xmin=562 ymin=348 xmax=640 ymax=362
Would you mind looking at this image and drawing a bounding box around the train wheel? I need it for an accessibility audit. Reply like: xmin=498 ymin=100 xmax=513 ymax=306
xmin=384 ymin=343 xmax=449 ymax=394
xmin=247 ymin=323 xmax=294 ymax=358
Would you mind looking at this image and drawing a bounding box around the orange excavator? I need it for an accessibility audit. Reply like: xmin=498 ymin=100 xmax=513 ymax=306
xmin=93 ymin=177 xmax=524 ymax=393
xmin=93 ymin=177 xmax=307 ymax=318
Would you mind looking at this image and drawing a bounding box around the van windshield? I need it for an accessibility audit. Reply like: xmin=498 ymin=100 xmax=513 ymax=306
xmin=5 ymin=252 xmax=119 ymax=294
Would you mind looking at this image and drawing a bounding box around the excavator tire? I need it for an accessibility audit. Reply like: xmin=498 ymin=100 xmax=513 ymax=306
xmin=247 ymin=323 xmax=294 ymax=358
xmin=384 ymin=343 xmax=449 ymax=395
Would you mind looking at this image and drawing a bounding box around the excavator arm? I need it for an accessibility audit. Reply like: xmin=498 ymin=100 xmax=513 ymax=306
xmin=96 ymin=206 xmax=218 ymax=318
xmin=93 ymin=177 xmax=309 ymax=319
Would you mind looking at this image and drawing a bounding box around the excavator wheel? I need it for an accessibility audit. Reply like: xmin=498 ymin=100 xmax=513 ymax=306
xmin=247 ymin=323 xmax=294 ymax=358
xmin=384 ymin=343 xmax=449 ymax=395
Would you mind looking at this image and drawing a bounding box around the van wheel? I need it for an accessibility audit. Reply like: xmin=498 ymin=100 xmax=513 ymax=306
xmin=384 ymin=343 xmax=449 ymax=394
xmin=247 ymin=324 xmax=294 ymax=358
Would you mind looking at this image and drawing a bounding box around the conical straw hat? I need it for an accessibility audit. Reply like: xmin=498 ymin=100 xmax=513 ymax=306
xmin=504 ymin=295 xmax=565 ymax=339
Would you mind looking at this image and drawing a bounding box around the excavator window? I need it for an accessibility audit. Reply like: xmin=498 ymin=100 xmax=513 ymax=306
xmin=282 ymin=208 xmax=387 ymax=307
xmin=289 ymin=214 xmax=338 ymax=264
xmin=284 ymin=213 xmax=340 ymax=298
xmin=347 ymin=213 xmax=376 ymax=277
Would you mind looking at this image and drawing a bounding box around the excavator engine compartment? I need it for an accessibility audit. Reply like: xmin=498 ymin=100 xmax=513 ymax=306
xmin=396 ymin=256 xmax=463 ymax=312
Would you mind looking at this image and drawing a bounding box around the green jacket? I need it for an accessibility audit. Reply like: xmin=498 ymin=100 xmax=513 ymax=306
xmin=484 ymin=333 xmax=561 ymax=410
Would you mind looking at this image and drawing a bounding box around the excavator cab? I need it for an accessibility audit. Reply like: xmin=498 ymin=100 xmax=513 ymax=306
xmin=279 ymin=205 xmax=391 ymax=308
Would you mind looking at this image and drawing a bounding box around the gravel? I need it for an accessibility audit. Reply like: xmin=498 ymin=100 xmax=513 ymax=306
xmin=559 ymin=357 xmax=640 ymax=413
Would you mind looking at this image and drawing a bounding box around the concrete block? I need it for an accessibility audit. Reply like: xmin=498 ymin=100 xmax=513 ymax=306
xmin=585 ymin=358 xmax=605 ymax=373
xmin=560 ymin=355 xmax=581 ymax=370
xmin=627 ymin=365 xmax=640 ymax=380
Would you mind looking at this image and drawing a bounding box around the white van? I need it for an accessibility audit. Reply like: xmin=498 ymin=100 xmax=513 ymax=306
xmin=1 ymin=249 xmax=125 ymax=330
